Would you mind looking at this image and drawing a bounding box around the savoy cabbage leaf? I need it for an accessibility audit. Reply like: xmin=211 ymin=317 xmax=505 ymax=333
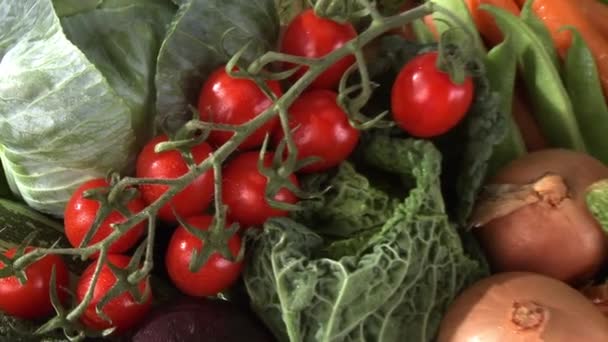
xmin=244 ymin=135 xmax=484 ymax=342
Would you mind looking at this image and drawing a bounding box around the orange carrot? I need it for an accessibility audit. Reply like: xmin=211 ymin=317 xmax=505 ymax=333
xmin=422 ymin=14 xmax=439 ymax=40
xmin=515 ymin=0 xmax=608 ymax=99
xmin=423 ymin=0 xmax=520 ymax=46
xmin=465 ymin=0 xmax=521 ymax=46
xmin=578 ymin=0 xmax=608 ymax=40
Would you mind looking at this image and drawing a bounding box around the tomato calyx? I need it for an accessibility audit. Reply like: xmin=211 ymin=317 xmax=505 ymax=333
xmin=0 ymin=234 xmax=41 ymax=284
xmin=78 ymin=177 xmax=142 ymax=251
xmin=93 ymin=251 xmax=152 ymax=320
xmin=176 ymin=214 xmax=243 ymax=273
xmin=311 ymin=0 xmax=367 ymax=23
xmin=435 ymin=28 xmax=482 ymax=85
xmin=337 ymin=67 xmax=393 ymax=131
xmin=259 ymin=138 xmax=325 ymax=210
xmin=33 ymin=266 xmax=89 ymax=339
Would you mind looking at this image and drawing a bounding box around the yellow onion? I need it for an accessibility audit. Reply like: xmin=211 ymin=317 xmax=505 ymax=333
xmin=438 ymin=272 xmax=608 ymax=342
xmin=471 ymin=149 xmax=608 ymax=285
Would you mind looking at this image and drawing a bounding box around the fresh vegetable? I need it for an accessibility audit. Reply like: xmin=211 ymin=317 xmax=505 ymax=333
xmin=563 ymin=28 xmax=608 ymax=165
xmin=0 ymin=0 xmax=175 ymax=216
xmin=586 ymin=179 xmax=608 ymax=233
xmin=485 ymin=36 xmax=526 ymax=175
xmin=76 ymin=255 xmax=152 ymax=333
xmin=465 ymin=0 xmax=520 ymax=46
xmin=272 ymin=90 xmax=360 ymax=173
xmin=136 ymin=135 xmax=215 ymax=223
xmin=0 ymin=1 xmax=514 ymax=340
xmin=222 ymin=152 xmax=299 ymax=228
xmin=245 ymin=135 xmax=485 ymax=342
xmin=165 ymin=216 xmax=243 ymax=297
xmin=0 ymin=247 xmax=69 ymax=320
xmin=424 ymin=0 xmax=485 ymax=51
xmin=155 ymin=0 xmax=280 ymax=130
xmin=197 ymin=66 xmax=283 ymax=150
xmin=514 ymin=0 xmax=608 ymax=99
xmin=437 ymin=272 xmax=608 ymax=342
xmin=518 ymin=0 xmax=560 ymax=69
xmin=292 ymin=162 xmax=398 ymax=239
xmin=484 ymin=5 xmax=587 ymax=151
xmin=422 ymin=0 xmax=520 ymax=47
xmin=578 ymin=0 xmax=608 ymax=40
xmin=280 ymin=9 xmax=357 ymax=90
xmin=391 ymin=51 xmax=474 ymax=137
xmin=64 ymin=179 xmax=146 ymax=255
xmin=471 ymin=149 xmax=608 ymax=284
xmin=131 ymin=297 xmax=275 ymax=342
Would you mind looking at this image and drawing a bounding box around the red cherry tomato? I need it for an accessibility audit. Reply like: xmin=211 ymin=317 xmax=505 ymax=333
xmin=272 ymin=89 xmax=359 ymax=173
xmin=222 ymin=152 xmax=299 ymax=228
xmin=391 ymin=51 xmax=474 ymax=137
xmin=77 ymin=254 xmax=152 ymax=332
xmin=280 ymin=9 xmax=357 ymax=89
xmin=165 ymin=215 xmax=243 ymax=297
xmin=197 ymin=66 xmax=282 ymax=150
xmin=0 ymin=247 xmax=69 ymax=319
xmin=64 ymin=179 xmax=146 ymax=255
xmin=136 ymin=135 xmax=215 ymax=223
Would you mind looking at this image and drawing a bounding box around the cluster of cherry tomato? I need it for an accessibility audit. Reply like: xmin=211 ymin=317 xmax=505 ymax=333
xmin=0 ymin=8 xmax=475 ymax=335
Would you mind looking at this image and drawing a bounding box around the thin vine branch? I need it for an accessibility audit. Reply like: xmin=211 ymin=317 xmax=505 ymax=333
xmin=5 ymin=2 xmax=444 ymax=340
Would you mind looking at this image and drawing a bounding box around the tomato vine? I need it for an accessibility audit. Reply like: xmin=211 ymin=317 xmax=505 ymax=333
xmin=0 ymin=1 xmax=474 ymax=340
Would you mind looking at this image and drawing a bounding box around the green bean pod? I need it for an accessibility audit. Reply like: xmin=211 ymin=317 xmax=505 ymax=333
xmin=411 ymin=18 xmax=435 ymax=44
xmin=427 ymin=0 xmax=485 ymax=53
xmin=519 ymin=0 xmax=560 ymax=70
xmin=483 ymin=5 xmax=587 ymax=151
xmin=563 ymin=27 xmax=608 ymax=164
xmin=485 ymin=36 xmax=526 ymax=176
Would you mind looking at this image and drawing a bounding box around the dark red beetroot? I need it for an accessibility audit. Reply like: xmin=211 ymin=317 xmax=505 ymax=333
xmin=131 ymin=297 xmax=275 ymax=342
xmin=471 ymin=149 xmax=608 ymax=285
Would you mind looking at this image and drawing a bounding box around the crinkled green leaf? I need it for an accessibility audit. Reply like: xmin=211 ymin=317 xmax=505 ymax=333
xmin=155 ymin=0 xmax=280 ymax=132
xmin=245 ymin=135 xmax=484 ymax=342
xmin=0 ymin=0 xmax=174 ymax=216
xmin=450 ymin=76 xmax=506 ymax=226
xmin=586 ymin=180 xmax=608 ymax=235
xmin=294 ymin=162 xmax=399 ymax=238
xmin=365 ymin=34 xmax=505 ymax=227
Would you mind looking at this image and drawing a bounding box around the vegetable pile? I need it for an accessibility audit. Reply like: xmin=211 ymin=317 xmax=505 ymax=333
xmin=0 ymin=0 xmax=608 ymax=341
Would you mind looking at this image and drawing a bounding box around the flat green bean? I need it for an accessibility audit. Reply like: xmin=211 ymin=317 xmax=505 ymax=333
xmin=483 ymin=5 xmax=587 ymax=151
xmin=563 ymin=27 xmax=608 ymax=164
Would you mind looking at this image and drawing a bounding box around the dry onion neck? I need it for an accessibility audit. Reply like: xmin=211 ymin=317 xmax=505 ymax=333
xmin=470 ymin=173 xmax=569 ymax=228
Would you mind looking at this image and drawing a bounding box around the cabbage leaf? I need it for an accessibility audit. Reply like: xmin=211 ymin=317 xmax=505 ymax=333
xmin=244 ymin=135 xmax=484 ymax=342
xmin=0 ymin=0 xmax=173 ymax=216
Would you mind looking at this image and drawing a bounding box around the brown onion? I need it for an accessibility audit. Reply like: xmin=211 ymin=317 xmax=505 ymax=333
xmin=471 ymin=149 xmax=608 ymax=284
xmin=438 ymin=272 xmax=608 ymax=342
